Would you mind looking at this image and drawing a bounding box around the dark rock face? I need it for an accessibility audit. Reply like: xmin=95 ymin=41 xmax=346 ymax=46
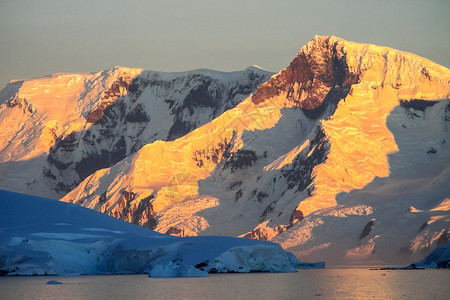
xmin=87 ymin=76 xmax=134 ymax=124
xmin=301 ymin=86 xmax=350 ymax=120
xmin=192 ymin=138 xmax=232 ymax=168
xmin=165 ymin=227 xmax=183 ymax=236
xmin=167 ymin=119 xmax=194 ymax=141
xmin=167 ymin=77 xmax=222 ymax=140
xmin=399 ymin=99 xmax=439 ymax=112
xmin=281 ymin=127 xmax=329 ymax=193
xmin=108 ymin=190 xmax=157 ymax=230
xmin=259 ymin=200 xmax=276 ymax=221
xmin=125 ymin=104 xmax=150 ymax=123
xmin=223 ymin=149 xmax=258 ymax=171
xmin=289 ymin=210 xmax=304 ymax=224
xmin=252 ymin=37 xmax=359 ymax=108
xmin=166 ymin=70 xmax=270 ymax=140
xmin=360 ymin=220 xmax=375 ymax=240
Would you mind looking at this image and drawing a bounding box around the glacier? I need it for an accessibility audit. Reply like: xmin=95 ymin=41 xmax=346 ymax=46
xmin=407 ymin=243 xmax=450 ymax=269
xmin=0 ymin=190 xmax=322 ymax=276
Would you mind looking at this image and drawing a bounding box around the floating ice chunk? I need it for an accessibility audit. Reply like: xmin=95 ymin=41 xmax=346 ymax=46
xmin=287 ymin=252 xmax=325 ymax=269
xmin=149 ymin=262 xmax=180 ymax=278
xmin=211 ymin=245 xmax=295 ymax=273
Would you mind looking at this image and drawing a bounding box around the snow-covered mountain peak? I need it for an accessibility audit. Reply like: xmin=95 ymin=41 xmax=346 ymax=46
xmin=246 ymin=65 xmax=271 ymax=72
xmin=1 ymin=36 xmax=449 ymax=266
xmin=253 ymin=35 xmax=449 ymax=110
xmin=135 ymin=65 xmax=272 ymax=86
xmin=251 ymin=35 xmax=358 ymax=108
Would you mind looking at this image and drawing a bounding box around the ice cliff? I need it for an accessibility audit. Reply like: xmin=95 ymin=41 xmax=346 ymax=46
xmin=0 ymin=190 xmax=322 ymax=276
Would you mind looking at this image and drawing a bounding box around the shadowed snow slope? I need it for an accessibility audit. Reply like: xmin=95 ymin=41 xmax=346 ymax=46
xmin=0 ymin=190 xmax=314 ymax=276
xmin=407 ymin=243 xmax=450 ymax=269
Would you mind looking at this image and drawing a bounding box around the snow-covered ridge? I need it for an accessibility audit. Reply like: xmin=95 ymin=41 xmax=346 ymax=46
xmin=138 ymin=65 xmax=271 ymax=81
xmin=60 ymin=36 xmax=449 ymax=266
xmin=0 ymin=65 xmax=272 ymax=198
xmin=0 ymin=190 xmax=324 ymax=276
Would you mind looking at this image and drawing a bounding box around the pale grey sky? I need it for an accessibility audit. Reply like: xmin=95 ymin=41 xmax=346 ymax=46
xmin=0 ymin=0 xmax=448 ymax=89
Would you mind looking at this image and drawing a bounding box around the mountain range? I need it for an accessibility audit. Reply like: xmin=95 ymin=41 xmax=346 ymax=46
xmin=1 ymin=36 xmax=448 ymax=265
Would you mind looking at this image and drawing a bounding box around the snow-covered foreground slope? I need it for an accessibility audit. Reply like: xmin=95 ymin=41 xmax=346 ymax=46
xmin=407 ymin=243 xmax=450 ymax=269
xmin=0 ymin=66 xmax=271 ymax=198
xmin=0 ymin=190 xmax=323 ymax=276
xmin=60 ymin=36 xmax=449 ymax=265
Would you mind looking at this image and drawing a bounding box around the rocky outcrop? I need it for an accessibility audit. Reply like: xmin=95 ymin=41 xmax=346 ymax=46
xmin=87 ymin=74 xmax=135 ymax=123
xmin=252 ymin=36 xmax=359 ymax=108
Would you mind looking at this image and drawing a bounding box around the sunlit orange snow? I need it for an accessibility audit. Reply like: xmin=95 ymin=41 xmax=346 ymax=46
xmin=62 ymin=36 xmax=450 ymax=241
xmin=0 ymin=67 xmax=142 ymax=162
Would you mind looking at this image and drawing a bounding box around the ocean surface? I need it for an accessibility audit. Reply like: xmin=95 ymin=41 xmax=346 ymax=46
xmin=1 ymin=268 xmax=449 ymax=299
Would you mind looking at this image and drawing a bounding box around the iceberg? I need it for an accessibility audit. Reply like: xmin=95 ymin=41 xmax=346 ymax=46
xmin=286 ymin=252 xmax=325 ymax=269
xmin=46 ymin=280 xmax=63 ymax=285
xmin=0 ymin=190 xmax=319 ymax=276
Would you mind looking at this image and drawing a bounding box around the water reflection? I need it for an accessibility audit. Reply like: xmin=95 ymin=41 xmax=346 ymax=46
xmin=0 ymin=269 xmax=448 ymax=299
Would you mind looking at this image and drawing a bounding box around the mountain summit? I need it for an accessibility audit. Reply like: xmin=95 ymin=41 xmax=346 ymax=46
xmin=1 ymin=36 xmax=449 ymax=265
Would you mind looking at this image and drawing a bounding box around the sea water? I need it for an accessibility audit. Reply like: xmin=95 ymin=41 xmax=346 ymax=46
xmin=1 ymin=268 xmax=449 ymax=299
